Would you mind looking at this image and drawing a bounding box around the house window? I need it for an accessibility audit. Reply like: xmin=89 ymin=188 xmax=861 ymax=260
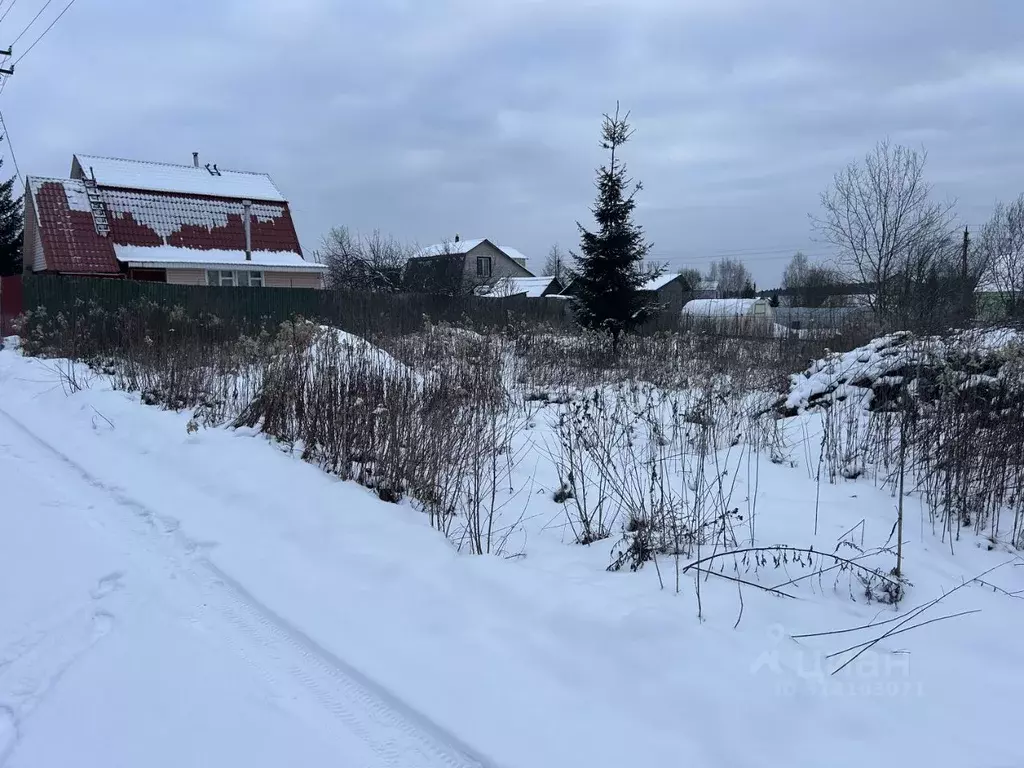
xmin=476 ymin=256 xmax=492 ymax=278
xmin=207 ymin=270 xmax=236 ymax=287
xmin=206 ymin=270 xmax=264 ymax=287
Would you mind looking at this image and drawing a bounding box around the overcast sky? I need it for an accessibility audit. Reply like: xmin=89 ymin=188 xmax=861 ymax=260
xmin=3 ymin=0 xmax=1022 ymax=285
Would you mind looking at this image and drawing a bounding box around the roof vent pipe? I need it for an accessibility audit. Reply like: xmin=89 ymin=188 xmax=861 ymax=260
xmin=454 ymin=233 xmax=460 ymax=243
xmin=243 ymin=200 xmax=252 ymax=261
xmin=193 ymin=152 xmax=199 ymax=167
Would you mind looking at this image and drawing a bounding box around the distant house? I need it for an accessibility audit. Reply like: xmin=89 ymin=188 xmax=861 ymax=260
xmin=404 ymin=237 xmax=532 ymax=294
xmin=478 ymin=275 xmax=563 ymax=298
xmin=638 ymin=272 xmax=696 ymax=310
xmin=560 ymin=271 xmax=701 ymax=310
xmin=23 ymin=153 xmax=326 ymax=288
xmin=682 ymin=298 xmax=775 ymax=323
xmin=975 ymin=281 xmax=1023 ymax=321
xmin=694 ymin=280 xmax=721 ymax=299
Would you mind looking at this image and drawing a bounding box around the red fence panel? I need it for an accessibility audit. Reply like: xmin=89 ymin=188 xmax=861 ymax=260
xmin=0 ymin=275 xmax=24 ymax=336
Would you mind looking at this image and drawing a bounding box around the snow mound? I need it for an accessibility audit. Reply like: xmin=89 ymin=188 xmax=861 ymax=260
xmin=779 ymin=328 xmax=1023 ymax=415
xmin=284 ymin=323 xmax=419 ymax=381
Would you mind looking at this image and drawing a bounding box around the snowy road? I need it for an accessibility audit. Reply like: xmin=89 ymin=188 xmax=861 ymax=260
xmin=0 ymin=405 xmax=496 ymax=768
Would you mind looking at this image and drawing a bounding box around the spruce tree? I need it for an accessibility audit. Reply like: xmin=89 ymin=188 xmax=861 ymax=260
xmin=571 ymin=104 xmax=655 ymax=352
xmin=0 ymin=152 xmax=23 ymax=277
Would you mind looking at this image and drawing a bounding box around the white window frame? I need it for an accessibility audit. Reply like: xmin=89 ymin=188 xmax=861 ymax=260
xmin=206 ymin=270 xmax=264 ymax=287
xmin=207 ymin=270 xmax=236 ymax=287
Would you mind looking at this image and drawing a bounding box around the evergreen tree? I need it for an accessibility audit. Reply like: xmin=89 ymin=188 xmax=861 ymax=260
xmin=571 ymin=104 xmax=654 ymax=352
xmin=0 ymin=151 xmax=23 ymax=277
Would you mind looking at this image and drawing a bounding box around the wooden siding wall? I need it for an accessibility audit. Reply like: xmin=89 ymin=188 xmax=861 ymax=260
xmin=166 ymin=268 xmax=207 ymax=286
xmin=265 ymin=271 xmax=324 ymax=289
xmin=164 ymin=268 xmax=323 ymax=289
xmin=462 ymin=242 xmax=533 ymax=287
xmin=23 ymin=194 xmax=46 ymax=272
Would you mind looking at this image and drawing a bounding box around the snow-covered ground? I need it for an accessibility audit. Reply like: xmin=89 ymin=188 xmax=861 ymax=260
xmin=1 ymin=340 xmax=1023 ymax=767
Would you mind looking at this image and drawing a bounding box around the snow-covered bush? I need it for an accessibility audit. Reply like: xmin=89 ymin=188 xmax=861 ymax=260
xmin=780 ymin=328 xmax=1024 ymax=548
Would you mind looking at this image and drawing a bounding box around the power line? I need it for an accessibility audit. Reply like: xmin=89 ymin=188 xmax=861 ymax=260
xmin=12 ymin=0 xmax=78 ymax=66
xmin=0 ymin=108 xmax=23 ymax=186
xmin=11 ymin=0 xmax=56 ymax=47
xmin=646 ymin=247 xmax=839 ymax=263
xmin=0 ymin=0 xmax=21 ymax=26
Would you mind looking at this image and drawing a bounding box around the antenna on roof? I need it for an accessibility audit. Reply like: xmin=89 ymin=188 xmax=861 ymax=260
xmin=205 ymin=163 xmax=212 ymax=174
xmin=212 ymin=163 xmax=221 ymax=176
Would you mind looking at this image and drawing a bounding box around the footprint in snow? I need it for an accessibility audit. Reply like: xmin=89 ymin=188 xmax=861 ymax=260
xmin=91 ymin=612 xmax=114 ymax=640
xmin=90 ymin=571 xmax=125 ymax=600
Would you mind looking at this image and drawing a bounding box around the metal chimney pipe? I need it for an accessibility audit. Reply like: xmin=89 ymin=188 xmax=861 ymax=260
xmin=193 ymin=152 xmax=199 ymax=167
xmin=243 ymin=200 xmax=252 ymax=261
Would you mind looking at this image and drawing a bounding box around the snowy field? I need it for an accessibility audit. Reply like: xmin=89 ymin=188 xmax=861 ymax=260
xmin=1 ymin=331 xmax=1023 ymax=768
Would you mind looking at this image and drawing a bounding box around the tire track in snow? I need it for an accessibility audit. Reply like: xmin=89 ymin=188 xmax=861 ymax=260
xmin=0 ymin=406 xmax=499 ymax=768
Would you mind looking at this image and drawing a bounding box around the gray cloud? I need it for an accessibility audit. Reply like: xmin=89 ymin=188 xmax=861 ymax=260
xmin=4 ymin=0 xmax=1023 ymax=284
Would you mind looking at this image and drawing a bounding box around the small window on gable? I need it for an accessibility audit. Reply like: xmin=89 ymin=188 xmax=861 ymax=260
xmin=476 ymin=256 xmax=492 ymax=278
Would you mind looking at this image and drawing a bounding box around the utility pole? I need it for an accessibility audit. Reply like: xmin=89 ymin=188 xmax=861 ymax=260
xmin=961 ymin=225 xmax=971 ymax=324
xmin=0 ymin=48 xmax=13 ymax=77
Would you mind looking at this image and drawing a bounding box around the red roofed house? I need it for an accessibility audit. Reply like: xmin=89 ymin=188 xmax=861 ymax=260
xmin=22 ymin=153 xmax=326 ymax=288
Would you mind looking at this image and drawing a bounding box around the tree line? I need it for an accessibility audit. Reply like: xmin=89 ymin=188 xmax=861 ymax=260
xmin=310 ymin=110 xmax=1024 ymax=349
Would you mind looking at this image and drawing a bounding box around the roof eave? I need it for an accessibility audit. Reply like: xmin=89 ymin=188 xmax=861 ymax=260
xmin=122 ymin=260 xmax=326 ymax=272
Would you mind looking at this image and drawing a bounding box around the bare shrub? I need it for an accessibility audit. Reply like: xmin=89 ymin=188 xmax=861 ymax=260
xmin=798 ymin=329 xmax=1024 ymax=551
xmin=548 ymin=379 xmax=784 ymax=589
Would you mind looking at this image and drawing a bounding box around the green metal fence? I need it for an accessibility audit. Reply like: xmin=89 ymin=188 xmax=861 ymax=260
xmin=20 ymin=275 xmax=575 ymax=336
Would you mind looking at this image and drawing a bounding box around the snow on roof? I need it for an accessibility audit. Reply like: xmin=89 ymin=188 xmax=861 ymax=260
xmin=481 ymin=276 xmax=557 ymax=298
xmin=642 ymin=272 xmax=682 ymax=291
xmin=74 ymin=154 xmax=286 ymax=202
xmin=412 ymin=238 xmax=530 ymax=267
xmin=113 ymin=244 xmax=326 ymax=271
xmin=25 ymin=177 xmax=122 ymax=274
xmin=682 ymin=298 xmax=764 ymax=317
xmin=101 ymin=189 xmax=287 ymax=240
xmin=27 ymin=176 xmax=92 ymax=213
xmin=412 ymin=238 xmax=486 ymax=258
xmin=498 ymin=245 xmax=529 ymax=265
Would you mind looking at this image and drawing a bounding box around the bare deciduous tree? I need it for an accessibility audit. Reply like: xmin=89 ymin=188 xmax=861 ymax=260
xmin=782 ymin=251 xmax=846 ymax=307
xmin=706 ymin=258 xmax=753 ymax=298
xmin=320 ymin=226 xmax=411 ymax=292
xmin=543 ymin=243 xmax=570 ymax=286
xmin=976 ymin=196 xmax=1024 ymax=319
xmin=812 ymin=140 xmax=960 ymax=328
